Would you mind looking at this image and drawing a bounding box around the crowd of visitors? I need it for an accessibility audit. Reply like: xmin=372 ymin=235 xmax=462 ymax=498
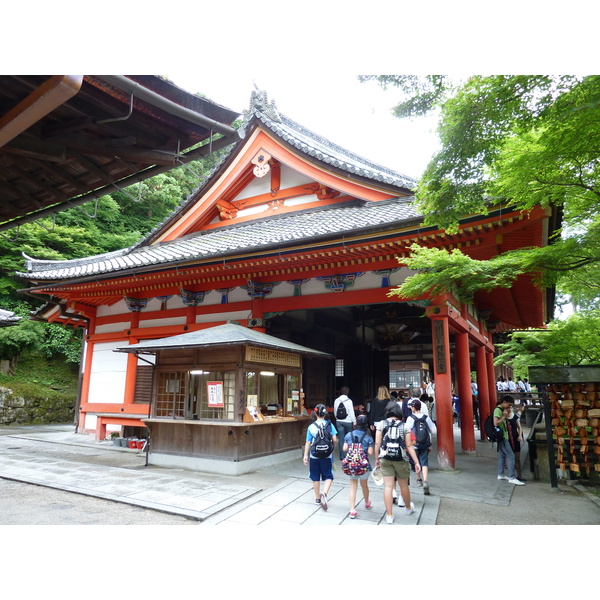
xmin=304 ymin=377 xmax=531 ymax=522
xmin=304 ymin=384 xmax=437 ymax=523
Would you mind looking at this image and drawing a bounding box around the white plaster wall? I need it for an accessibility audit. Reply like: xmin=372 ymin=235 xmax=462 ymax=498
xmin=280 ymin=164 xmax=313 ymax=188
xmin=95 ymin=322 xmax=129 ymax=334
xmin=195 ymin=310 xmax=249 ymax=324
xmin=235 ymin=164 xmax=312 ymax=201
xmin=139 ymin=316 xmax=186 ymax=329
xmin=97 ymin=300 xmax=129 ymax=317
xmin=87 ymin=341 xmax=128 ymax=404
xmin=84 ymin=413 xmax=97 ymax=430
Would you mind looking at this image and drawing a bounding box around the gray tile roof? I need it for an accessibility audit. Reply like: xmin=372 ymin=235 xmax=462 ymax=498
xmin=0 ymin=308 xmax=21 ymax=326
xmin=20 ymin=196 xmax=422 ymax=281
xmin=114 ymin=322 xmax=333 ymax=357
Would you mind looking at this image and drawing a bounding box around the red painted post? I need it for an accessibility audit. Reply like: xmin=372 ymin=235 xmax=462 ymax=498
xmin=486 ymin=350 xmax=497 ymax=416
xmin=455 ymin=331 xmax=475 ymax=452
xmin=476 ymin=345 xmax=490 ymax=440
xmin=431 ymin=316 xmax=455 ymax=469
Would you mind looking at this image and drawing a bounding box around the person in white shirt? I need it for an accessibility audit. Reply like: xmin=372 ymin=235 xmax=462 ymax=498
xmin=507 ymin=377 xmax=517 ymax=392
xmin=405 ymin=399 xmax=437 ymax=495
xmin=333 ymin=386 xmax=356 ymax=460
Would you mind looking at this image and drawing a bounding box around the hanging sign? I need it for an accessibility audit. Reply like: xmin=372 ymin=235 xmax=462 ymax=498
xmin=207 ymin=381 xmax=224 ymax=408
xmin=433 ymin=320 xmax=447 ymax=374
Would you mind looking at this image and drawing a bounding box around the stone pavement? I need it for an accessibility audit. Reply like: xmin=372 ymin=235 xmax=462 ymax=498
xmin=0 ymin=423 xmax=599 ymax=525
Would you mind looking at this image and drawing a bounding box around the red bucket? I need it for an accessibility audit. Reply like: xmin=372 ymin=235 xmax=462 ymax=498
xmin=128 ymin=439 xmax=138 ymax=449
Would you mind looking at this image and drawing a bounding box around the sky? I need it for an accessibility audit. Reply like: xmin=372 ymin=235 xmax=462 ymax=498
xmin=166 ymin=73 xmax=441 ymax=181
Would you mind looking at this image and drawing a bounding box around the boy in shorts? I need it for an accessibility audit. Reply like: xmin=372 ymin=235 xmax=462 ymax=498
xmin=303 ymin=404 xmax=338 ymax=510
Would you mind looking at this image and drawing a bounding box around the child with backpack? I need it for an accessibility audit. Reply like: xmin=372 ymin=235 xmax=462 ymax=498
xmin=303 ymin=404 xmax=339 ymax=510
xmin=342 ymin=415 xmax=374 ymax=519
xmin=405 ymin=399 xmax=437 ymax=495
xmin=374 ymin=402 xmax=421 ymax=524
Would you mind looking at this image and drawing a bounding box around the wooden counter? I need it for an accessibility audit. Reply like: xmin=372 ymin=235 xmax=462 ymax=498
xmin=143 ymin=416 xmax=311 ymax=475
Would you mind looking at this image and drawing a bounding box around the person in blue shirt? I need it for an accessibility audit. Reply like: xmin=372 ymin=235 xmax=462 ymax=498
xmin=342 ymin=414 xmax=374 ymax=519
xmin=303 ymin=404 xmax=338 ymax=510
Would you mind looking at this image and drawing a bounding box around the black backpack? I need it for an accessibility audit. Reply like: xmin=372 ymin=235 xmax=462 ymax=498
xmin=311 ymin=421 xmax=334 ymax=458
xmin=484 ymin=413 xmax=505 ymax=446
xmin=336 ymin=401 xmax=348 ymax=420
xmin=381 ymin=419 xmax=407 ymax=461
xmin=412 ymin=414 xmax=431 ymax=449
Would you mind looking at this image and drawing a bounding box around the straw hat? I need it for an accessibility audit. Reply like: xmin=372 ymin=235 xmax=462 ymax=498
xmin=371 ymin=466 xmax=383 ymax=486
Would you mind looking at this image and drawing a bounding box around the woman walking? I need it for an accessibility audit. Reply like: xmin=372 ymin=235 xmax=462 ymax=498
xmin=375 ymin=402 xmax=421 ymax=524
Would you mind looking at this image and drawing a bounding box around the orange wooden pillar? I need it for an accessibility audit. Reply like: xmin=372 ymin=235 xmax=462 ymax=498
xmin=431 ymin=316 xmax=455 ymax=469
xmin=122 ymin=313 xmax=140 ymax=407
xmin=486 ymin=350 xmax=497 ymax=416
xmin=475 ymin=344 xmax=490 ymax=440
xmin=78 ymin=317 xmax=96 ymax=432
xmin=455 ymin=331 xmax=475 ymax=452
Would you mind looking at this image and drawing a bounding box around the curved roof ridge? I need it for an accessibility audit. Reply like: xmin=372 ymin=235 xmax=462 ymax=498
xmin=22 ymin=246 xmax=133 ymax=274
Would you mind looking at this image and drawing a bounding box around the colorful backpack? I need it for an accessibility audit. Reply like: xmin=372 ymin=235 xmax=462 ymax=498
xmin=342 ymin=431 xmax=370 ymax=476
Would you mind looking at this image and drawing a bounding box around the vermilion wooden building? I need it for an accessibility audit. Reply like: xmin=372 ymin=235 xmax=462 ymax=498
xmin=19 ymin=90 xmax=554 ymax=471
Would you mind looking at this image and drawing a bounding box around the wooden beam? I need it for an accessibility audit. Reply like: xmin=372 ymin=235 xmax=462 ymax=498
xmin=0 ymin=76 xmax=83 ymax=147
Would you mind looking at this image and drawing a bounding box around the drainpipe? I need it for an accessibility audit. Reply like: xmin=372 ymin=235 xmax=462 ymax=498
xmin=94 ymin=75 xmax=238 ymax=138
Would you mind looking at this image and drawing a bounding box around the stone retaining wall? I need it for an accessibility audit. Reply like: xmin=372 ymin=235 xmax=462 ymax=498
xmin=0 ymin=386 xmax=75 ymax=425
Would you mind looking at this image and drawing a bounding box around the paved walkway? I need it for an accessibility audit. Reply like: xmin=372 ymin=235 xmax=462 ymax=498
xmin=0 ymin=423 xmax=598 ymax=525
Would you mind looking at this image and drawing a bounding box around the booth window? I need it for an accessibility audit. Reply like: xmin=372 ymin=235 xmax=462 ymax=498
xmin=155 ymin=372 xmax=187 ymax=418
xmin=389 ymin=369 xmax=422 ymax=393
xmin=190 ymin=370 xmax=235 ymax=420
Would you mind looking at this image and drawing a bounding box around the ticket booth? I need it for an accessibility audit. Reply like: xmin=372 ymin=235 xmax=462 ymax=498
xmin=115 ymin=322 xmax=332 ymax=475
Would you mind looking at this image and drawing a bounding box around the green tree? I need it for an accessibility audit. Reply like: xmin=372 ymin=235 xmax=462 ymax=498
xmin=364 ymin=75 xmax=600 ymax=310
xmin=495 ymin=310 xmax=600 ymax=375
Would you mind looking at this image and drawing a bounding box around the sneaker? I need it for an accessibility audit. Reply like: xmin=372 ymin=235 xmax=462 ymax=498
xmin=497 ymin=475 xmax=509 ymax=480
xmin=423 ymin=482 xmax=430 ymax=495
xmin=417 ymin=479 xmax=423 ymax=487
xmin=320 ymin=493 xmax=328 ymax=510
xmin=405 ymin=501 xmax=415 ymax=516
xmin=315 ymin=498 xmax=321 ymax=505
xmin=365 ymin=500 xmax=372 ymax=510
xmin=508 ymin=478 xmax=525 ymax=486
xmin=349 ymin=510 xmax=358 ymax=519
xmin=386 ymin=514 xmax=394 ymax=524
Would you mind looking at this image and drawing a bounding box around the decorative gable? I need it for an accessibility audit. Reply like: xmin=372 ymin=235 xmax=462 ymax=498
xmin=142 ymin=90 xmax=415 ymax=245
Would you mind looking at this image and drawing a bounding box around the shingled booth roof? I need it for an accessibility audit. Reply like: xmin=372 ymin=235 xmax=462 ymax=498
xmin=0 ymin=75 xmax=240 ymax=231
xmin=114 ymin=322 xmax=333 ymax=358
